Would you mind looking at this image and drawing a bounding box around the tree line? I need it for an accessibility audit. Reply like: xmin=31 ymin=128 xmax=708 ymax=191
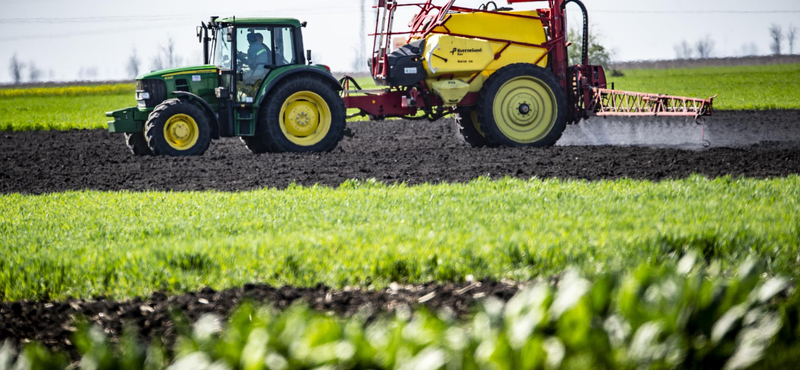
xmin=674 ymin=24 xmax=797 ymax=59
xmin=7 ymin=37 xmax=189 ymax=84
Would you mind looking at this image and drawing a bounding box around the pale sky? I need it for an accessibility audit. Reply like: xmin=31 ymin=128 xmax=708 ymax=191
xmin=0 ymin=0 xmax=798 ymax=83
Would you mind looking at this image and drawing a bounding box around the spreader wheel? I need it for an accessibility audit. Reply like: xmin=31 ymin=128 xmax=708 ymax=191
xmin=124 ymin=132 xmax=153 ymax=156
xmin=477 ymin=63 xmax=567 ymax=147
xmin=260 ymin=76 xmax=346 ymax=153
xmin=454 ymin=108 xmax=489 ymax=147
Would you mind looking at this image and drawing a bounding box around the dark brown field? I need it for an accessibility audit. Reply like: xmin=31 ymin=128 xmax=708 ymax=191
xmin=1 ymin=281 xmax=521 ymax=359
xmin=1 ymin=110 xmax=799 ymax=195
xmin=1 ymin=110 xmax=799 ymax=358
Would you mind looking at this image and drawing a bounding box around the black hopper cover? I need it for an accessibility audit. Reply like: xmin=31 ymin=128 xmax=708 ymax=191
xmin=387 ymin=39 xmax=427 ymax=87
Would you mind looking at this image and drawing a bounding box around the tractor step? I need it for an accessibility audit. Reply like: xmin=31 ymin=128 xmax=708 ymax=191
xmin=235 ymin=108 xmax=255 ymax=136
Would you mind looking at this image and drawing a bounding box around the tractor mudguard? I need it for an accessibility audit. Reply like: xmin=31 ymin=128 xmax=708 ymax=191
xmin=106 ymin=107 xmax=149 ymax=133
xmin=255 ymin=67 xmax=341 ymax=109
xmin=172 ymin=91 xmax=220 ymax=139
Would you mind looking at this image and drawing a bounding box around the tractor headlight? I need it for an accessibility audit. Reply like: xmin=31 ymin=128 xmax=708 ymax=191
xmin=136 ymin=91 xmax=150 ymax=108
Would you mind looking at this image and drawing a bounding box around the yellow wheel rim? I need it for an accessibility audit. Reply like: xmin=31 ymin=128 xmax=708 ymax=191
xmin=163 ymin=113 xmax=199 ymax=150
xmin=469 ymin=110 xmax=485 ymax=137
xmin=492 ymin=76 xmax=557 ymax=144
xmin=279 ymin=91 xmax=332 ymax=146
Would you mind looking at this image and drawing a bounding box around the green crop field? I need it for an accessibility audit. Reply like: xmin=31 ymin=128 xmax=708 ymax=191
xmin=1 ymin=176 xmax=798 ymax=301
xmin=0 ymin=63 xmax=797 ymax=132
xmin=609 ymin=63 xmax=800 ymax=111
xmin=0 ymin=84 xmax=134 ymax=131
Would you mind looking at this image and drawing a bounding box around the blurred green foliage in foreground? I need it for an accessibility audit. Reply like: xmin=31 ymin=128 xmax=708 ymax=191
xmin=3 ymin=254 xmax=800 ymax=370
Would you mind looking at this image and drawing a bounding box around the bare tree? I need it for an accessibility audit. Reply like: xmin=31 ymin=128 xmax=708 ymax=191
xmin=673 ymin=40 xmax=693 ymax=59
xmin=769 ymin=24 xmax=783 ymax=55
xmin=740 ymin=42 xmax=758 ymax=56
xmin=789 ymin=25 xmax=797 ymax=55
xmin=9 ymin=54 xmax=24 ymax=83
xmin=28 ymin=61 xmax=42 ymax=82
xmin=695 ymin=35 xmax=715 ymax=59
xmin=151 ymin=54 xmax=164 ymax=71
xmin=163 ymin=37 xmax=176 ymax=69
xmin=151 ymin=38 xmax=183 ymax=71
xmin=126 ymin=48 xmax=141 ymax=78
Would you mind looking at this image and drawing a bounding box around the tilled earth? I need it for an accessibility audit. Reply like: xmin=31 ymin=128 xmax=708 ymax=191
xmin=1 ymin=110 xmax=799 ymax=358
xmin=0 ymin=281 xmax=522 ymax=359
xmin=1 ymin=110 xmax=799 ymax=194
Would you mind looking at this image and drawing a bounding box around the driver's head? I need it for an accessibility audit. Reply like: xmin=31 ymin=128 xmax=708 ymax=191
xmin=255 ymin=33 xmax=264 ymax=44
xmin=246 ymin=32 xmax=258 ymax=44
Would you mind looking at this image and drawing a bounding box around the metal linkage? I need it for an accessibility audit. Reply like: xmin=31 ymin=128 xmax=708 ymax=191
xmin=588 ymin=88 xmax=716 ymax=117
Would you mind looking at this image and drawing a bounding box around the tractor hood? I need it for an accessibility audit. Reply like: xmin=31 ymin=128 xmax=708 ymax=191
xmin=137 ymin=65 xmax=219 ymax=80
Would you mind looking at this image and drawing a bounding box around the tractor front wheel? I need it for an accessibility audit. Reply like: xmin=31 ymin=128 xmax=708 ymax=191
xmin=124 ymin=132 xmax=153 ymax=156
xmin=477 ymin=63 xmax=567 ymax=147
xmin=259 ymin=76 xmax=346 ymax=153
xmin=240 ymin=136 xmax=271 ymax=154
xmin=145 ymin=99 xmax=212 ymax=156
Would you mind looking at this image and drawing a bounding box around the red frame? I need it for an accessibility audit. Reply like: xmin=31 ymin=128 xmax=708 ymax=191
xmin=369 ymin=0 xmax=569 ymax=91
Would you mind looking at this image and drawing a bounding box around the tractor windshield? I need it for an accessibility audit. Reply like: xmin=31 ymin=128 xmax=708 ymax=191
xmin=213 ymin=27 xmax=232 ymax=69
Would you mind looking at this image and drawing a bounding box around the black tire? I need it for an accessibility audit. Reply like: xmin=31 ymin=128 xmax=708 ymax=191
xmin=145 ymin=99 xmax=212 ymax=156
xmin=240 ymin=136 xmax=271 ymax=154
xmin=124 ymin=132 xmax=153 ymax=156
xmin=476 ymin=63 xmax=567 ymax=147
xmin=453 ymin=108 xmax=489 ymax=147
xmin=260 ymin=76 xmax=346 ymax=153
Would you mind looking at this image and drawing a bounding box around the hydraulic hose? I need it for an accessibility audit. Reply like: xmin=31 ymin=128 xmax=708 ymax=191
xmin=562 ymin=0 xmax=589 ymax=65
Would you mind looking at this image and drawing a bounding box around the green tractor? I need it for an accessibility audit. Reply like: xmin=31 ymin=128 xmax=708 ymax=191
xmin=106 ymin=17 xmax=346 ymax=156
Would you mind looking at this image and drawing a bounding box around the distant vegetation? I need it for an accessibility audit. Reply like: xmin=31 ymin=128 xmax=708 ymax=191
xmin=0 ymin=84 xmax=133 ymax=131
xmin=0 ymin=63 xmax=798 ymax=132
xmin=609 ymin=64 xmax=800 ymax=111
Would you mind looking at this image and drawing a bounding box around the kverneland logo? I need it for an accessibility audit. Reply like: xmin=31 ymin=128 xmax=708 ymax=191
xmin=450 ymin=47 xmax=483 ymax=55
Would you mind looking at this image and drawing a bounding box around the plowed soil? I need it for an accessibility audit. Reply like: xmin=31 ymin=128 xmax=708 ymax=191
xmin=1 ymin=110 xmax=799 ymax=194
xmin=0 ymin=281 xmax=522 ymax=359
xmin=2 ymin=110 xmax=800 ymax=358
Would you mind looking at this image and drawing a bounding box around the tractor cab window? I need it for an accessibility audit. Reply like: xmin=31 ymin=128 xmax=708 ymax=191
xmin=236 ymin=27 xmax=273 ymax=102
xmin=274 ymin=27 xmax=296 ymax=66
xmin=213 ymin=27 xmax=232 ymax=69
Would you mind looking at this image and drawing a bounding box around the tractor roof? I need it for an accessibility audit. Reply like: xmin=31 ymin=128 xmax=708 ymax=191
xmin=217 ymin=17 xmax=301 ymax=27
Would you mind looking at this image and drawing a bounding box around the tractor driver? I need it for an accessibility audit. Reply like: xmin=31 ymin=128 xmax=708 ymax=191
xmin=237 ymin=31 xmax=270 ymax=98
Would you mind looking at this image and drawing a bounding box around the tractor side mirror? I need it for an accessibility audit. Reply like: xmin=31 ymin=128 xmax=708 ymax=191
xmin=226 ymin=26 xmax=234 ymax=42
xmin=196 ymin=26 xmax=203 ymax=42
xmin=301 ymin=21 xmax=307 ymax=28
xmin=307 ymin=50 xmax=312 ymax=65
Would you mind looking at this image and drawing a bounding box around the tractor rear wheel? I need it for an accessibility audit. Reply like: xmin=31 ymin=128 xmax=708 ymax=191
xmin=454 ymin=108 xmax=489 ymax=147
xmin=124 ymin=132 xmax=153 ymax=156
xmin=145 ymin=99 xmax=212 ymax=156
xmin=259 ymin=76 xmax=346 ymax=153
xmin=477 ymin=63 xmax=567 ymax=147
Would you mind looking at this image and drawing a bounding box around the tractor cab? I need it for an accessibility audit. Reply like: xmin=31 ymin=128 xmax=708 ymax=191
xmin=203 ymin=18 xmax=306 ymax=104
